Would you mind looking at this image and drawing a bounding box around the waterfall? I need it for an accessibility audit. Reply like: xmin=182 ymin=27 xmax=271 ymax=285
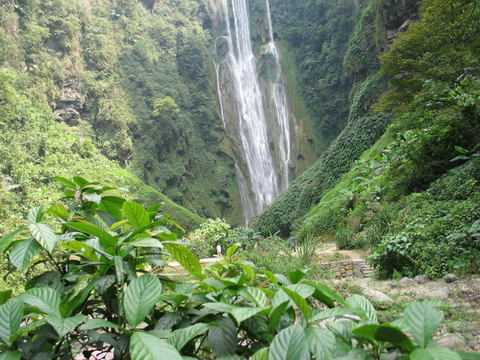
xmin=215 ymin=0 xmax=293 ymax=222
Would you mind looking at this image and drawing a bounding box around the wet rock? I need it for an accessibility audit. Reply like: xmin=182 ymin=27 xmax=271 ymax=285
xmin=444 ymin=274 xmax=458 ymax=283
xmin=437 ymin=334 xmax=466 ymax=351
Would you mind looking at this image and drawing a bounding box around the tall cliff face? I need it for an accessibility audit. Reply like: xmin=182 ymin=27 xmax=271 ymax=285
xmin=0 ymin=0 xmax=248 ymax=222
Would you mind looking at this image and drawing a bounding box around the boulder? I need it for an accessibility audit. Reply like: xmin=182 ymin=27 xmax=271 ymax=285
xmin=361 ymin=286 xmax=394 ymax=309
xmin=399 ymin=277 xmax=416 ymax=287
xmin=444 ymin=274 xmax=458 ymax=283
xmin=414 ymin=275 xmax=428 ymax=284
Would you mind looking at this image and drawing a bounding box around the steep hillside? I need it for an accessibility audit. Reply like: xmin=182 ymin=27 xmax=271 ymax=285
xmin=257 ymin=0 xmax=480 ymax=277
xmin=255 ymin=0 xmax=417 ymax=236
xmin=0 ymin=0 xmax=209 ymax=229
xmin=0 ymin=0 xmax=243 ymax=222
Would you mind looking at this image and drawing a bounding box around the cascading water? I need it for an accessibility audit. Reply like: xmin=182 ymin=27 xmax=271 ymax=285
xmin=214 ymin=0 xmax=293 ymax=222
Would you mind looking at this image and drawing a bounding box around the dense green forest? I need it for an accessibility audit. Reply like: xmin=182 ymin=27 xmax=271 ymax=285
xmin=0 ymin=0 xmax=479 ymax=358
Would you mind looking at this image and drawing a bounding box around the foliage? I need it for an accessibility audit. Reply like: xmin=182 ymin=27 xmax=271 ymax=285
xmin=0 ymin=0 xmax=241 ymax=223
xmin=187 ymin=219 xmax=232 ymax=258
xmin=0 ymin=178 xmax=477 ymax=359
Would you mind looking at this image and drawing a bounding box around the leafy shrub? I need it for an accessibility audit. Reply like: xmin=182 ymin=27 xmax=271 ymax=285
xmin=187 ymin=219 xmax=232 ymax=258
xmin=335 ymin=227 xmax=355 ymax=250
xmin=0 ymin=177 xmax=477 ymax=359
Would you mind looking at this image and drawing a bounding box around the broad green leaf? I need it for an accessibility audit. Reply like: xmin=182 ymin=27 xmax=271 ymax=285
xmin=73 ymin=176 xmax=90 ymax=187
xmin=29 ymin=223 xmax=58 ymax=253
xmin=269 ymin=325 xmax=309 ymax=360
xmin=9 ymin=239 xmax=40 ymax=271
xmin=241 ymin=287 xmax=269 ymax=307
xmin=203 ymin=303 xmax=264 ymax=324
xmin=207 ymin=318 xmax=237 ymax=356
xmin=48 ymin=203 xmax=70 ymax=220
xmin=0 ymin=299 xmax=23 ymax=346
xmin=310 ymin=307 xmax=354 ymax=323
xmin=80 ymin=318 xmax=119 ymax=331
xmin=0 ymin=352 xmax=21 ymax=360
xmin=0 ymin=228 xmax=23 ymax=253
xmin=27 ymin=207 xmax=44 ymax=224
xmin=411 ymin=345 xmax=462 ymax=360
xmin=287 ymin=270 xmax=307 ymax=284
xmin=251 ymin=348 xmax=269 ymax=360
xmin=130 ymin=332 xmax=183 ymax=360
xmin=458 ymin=352 xmax=480 ymax=360
xmin=22 ymin=287 xmax=61 ymax=316
xmin=303 ymin=280 xmax=345 ymax=307
xmin=346 ymin=295 xmax=377 ymax=323
xmin=66 ymin=221 xmax=116 ymax=253
xmin=0 ymin=291 xmax=11 ymax=308
xmin=403 ymin=302 xmax=443 ymax=348
xmin=305 ymin=326 xmax=336 ymax=360
xmin=168 ymin=323 xmax=209 ymax=351
xmin=226 ymin=243 xmax=240 ymax=259
xmin=353 ymin=324 xmax=415 ymax=352
xmin=164 ymin=242 xmax=203 ymax=279
xmin=123 ymin=201 xmax=150 ymax=228
xmin=124 ymin=274 xmax=162 ymax=327
xmin=130 ymin=238 xmax=164 ymax=248
xmin=269 ymin=301 xmax=289 ymax=331
xmin=283 ymin=286 xmax=312 ymax=320
xmin=272 ymin=284 xmax=314 ymax=309
xmin=47 ymin=314 xmax=86 ymax=337
xmin=336 ymin=349 xmax=370 ymax=360
xmin=114 ymin=256 xmax=125 ymax=284
xmin=54 ymin=176 xmax=76 ymax=189
xmin=99 ymin=196 xmax=126 ymax=220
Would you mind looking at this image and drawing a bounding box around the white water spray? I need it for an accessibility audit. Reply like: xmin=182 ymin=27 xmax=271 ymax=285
xmin=215 ymin=0 xmax=293 ymax=221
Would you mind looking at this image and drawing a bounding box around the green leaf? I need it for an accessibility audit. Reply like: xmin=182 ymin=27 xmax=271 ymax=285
xmin=0 ymin=299 xmax=23 ymax=346
xmin=353 ymin=324 xmax=415 ymax=352
xmin=22 ymin=287 xmax=61 ymax=316
xmin=403 ymin=302 xmax=443 ymax=348
xmin=0 ymin=352 xmax=21 ymax=360
xmin=27 ymin=207 xmax=44 ymax=224
xmin=305 ymin=326 xmax=335 ymax=360
xmin=48 ymin=204 xmax=70 ymax=220
xmin=272 ymin=284 xmax=314 ymax=309
xmin=124 ymin=274 xmax=162 ymax=327
xmin=168 ymin=323 xmax=209 ymax=351
xmin=99 ymin=196 xmax=126 ymax=220
xmin=114 ymin=256 xmax=125 ymax=284
xmin=241 ymin=287 xmax=269 ymax=307
xmin=282 ymin=286 xmax=312 ymax=320
xmin=29 ymin=223 xmax=58 ymax=253
xmin=130 ymin=332 xmax=182 ymax=360
xmin=269 ymin=301 xmax=289 ymax=331
xmin=226 ymin=243 xmax=240 ymax=259
xmin=269 ymin=325 xmax=309 ymax=360
xmin=458 ymin=352 xmax=480 ymax=360
xmin=54 ymin=176 xmax=77 ymax=189
xmin=73 ymin=176 xmax=90 ymax=187
xmin=130 ymin=238 xmax=165 ymax=248
xmin=80 ymin=318 xmax=119 ymax=331
xmin=9 ymin=238 xmax=40 ymax=271
xmin=123 ymin=201 xmax=150 ymax=228
xmin=207 ymin=318 xmax=237 ymax=356
xmin=410 ymin=345 xmax=462 ymax=360
xmin=47 ymin=314 xmax=86 ymax=337
xmin=346 ymin=295 xmax=377 ymax=323
xmin=203 ymin=303 xmax=264 ymax=324
xmin=251 ymin=348 xmax=269 ymax=360
xmin=303 ymin=280 xmax=345 ymax=307
xmin=66 ymin=221 xmax=116 ymax=253
xmin=164 ymin=242 xmax=203 ymax=279
xmin=0 ymin=291 xmax=11 ymax=306
xmin=0 ymin=228 xmax=23 ymax=253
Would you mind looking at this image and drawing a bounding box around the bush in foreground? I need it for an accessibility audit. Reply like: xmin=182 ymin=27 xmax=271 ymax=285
xmin=0 ymin=178 xmax=477 ymax=359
